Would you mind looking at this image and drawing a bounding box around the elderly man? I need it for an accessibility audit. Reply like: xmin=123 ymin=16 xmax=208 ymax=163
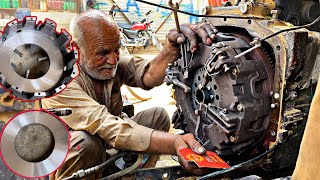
xmin=42 ymin=9 xmax=217 ymax=179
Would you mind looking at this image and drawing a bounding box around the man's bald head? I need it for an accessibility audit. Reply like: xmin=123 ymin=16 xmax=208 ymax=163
xmin=70 ymin=10 xmax=121 ymax=80
xmin=70 ymin=9 xmax=120 ymax=49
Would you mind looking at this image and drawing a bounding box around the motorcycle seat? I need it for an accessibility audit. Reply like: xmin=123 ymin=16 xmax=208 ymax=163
xmin=117 ymin=23 xmax=132 ymax=30
xmin=122 ymin=28 xmax=139 ymax=39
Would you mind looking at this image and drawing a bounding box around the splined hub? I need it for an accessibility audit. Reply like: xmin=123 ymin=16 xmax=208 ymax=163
xmin=171 ymin=32 xmax=274 ymax=156
xmin=0 ymin=17 xmax=79 ymax=100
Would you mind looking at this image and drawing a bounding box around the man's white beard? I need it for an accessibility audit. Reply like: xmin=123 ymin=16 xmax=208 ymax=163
xmin=80 ymin=60 xmax=118 ymax=80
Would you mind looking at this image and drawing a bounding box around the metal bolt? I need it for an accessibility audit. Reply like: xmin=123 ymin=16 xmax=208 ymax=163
xmin=232 ymin=68 xmax=238 ymax=76
xmin=223 ymin=108 xmax=228 ymax=114
xmin=162 ymin=173 xmax=169 ymax=180
xmin=195 ymin=110 xmax=200 ymax=115
xmin=289 ymin=91 xmax=297 ymax=100
xmin=207 ymin=86 xmax=211 ymax=90
xmin=210 ymin=95 xmax=214 ymax=99
xmin=198 ymin=84 xmax=203 ymax=89
xmin=223 ymin=64 xmax=230 ymax=72
xmin=271 ymin=103 xmax=278 ymax=108
xmin=270 ymin=130 xmax=276 ymax=137
xmin=274 ymin=93 xmax=280 ymax=99
xmin=237 ymin=104 xmax=244 ymax=112
xmin=230 ymin=136 xmax=236 ymax=142
xmin=271 ymin=10 xmax=281 ymax=21
xmin=239 ymin=2 xmax=248 ymax=13
xmin=270 ymin=91 xmax=274 ymax=96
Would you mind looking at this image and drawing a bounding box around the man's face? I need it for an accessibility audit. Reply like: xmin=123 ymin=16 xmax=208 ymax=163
xmin=79 ymin=19 xmax=120 ymax=80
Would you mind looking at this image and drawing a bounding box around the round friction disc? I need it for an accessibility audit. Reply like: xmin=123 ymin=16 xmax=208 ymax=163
xmin=0 ymin=110 xmax=69 ymax=178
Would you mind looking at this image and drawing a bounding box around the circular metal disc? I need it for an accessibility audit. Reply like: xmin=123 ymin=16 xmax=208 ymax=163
xmin=0 ymin=31 xmax=64 ymax=93
xmin=0 ymin=110 xmax=69 ymax=178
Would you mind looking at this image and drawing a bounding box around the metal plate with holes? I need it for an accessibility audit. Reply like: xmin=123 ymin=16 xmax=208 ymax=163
xmin=0 ymin=110 xmax=69 ymax=178
xmin=0 ymin=17 xmax=79 ymax=100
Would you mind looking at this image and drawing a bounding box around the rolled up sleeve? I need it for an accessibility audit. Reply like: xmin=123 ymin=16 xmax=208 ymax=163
xmin=41 ymin=81 xmax=154 ymax=152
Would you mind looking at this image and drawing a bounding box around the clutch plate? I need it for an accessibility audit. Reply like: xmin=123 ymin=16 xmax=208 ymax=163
xmin=0 ymin=16 xmax=79 ymax=100
xmin=0 ymin=110 xmax=70 ymax=178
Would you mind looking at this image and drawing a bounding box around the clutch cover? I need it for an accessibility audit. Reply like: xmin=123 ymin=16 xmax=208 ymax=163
xmin=0 ymin=17 xmax=79 ymax=100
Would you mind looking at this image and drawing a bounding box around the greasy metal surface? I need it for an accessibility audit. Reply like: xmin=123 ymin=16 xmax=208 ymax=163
xmin=171 ymin=32 xmax=273 ymax=156
xmin=0 ymin=110 xmax=69 ymax=177
xmin=167 ymin=1 xmax=320 ymax=175
xmin=15 ymin=123 xmax=55 ymax=162
xmin=135 ymin=165 xmax=194 ymax=180
xmin=206 ymin=0 xmax=275 ymax=18
xmin=275 ymin=0 xmax=320 ymax=31
xmin=0 ymin=17 xmax=79 ymax=100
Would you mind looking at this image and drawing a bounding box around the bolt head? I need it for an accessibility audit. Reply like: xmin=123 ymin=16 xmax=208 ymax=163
xmin=232 ymin=68 xmax=238 ymax=76
xmin=207 ymin=86 xmax=211 ymax=90
xmin=271 ymin=10 xmax=280 ymax=14
xmin=237 ymin=104 xmax=244 ymax=112
xmin=230 ymin=136 xmax=236 ymax=142
xmin=223 ymin=108 xmax=228 ymax=113
xmin=270 ymin=130 xmax=276 ymax=136
xmin=162 ymin=173 xmax=169 ymax=179
xmin=239 ymin=3 xmax=248 ymax=13
xmin=271 ymin=103 xmax=276 ymax=108
xmin=210 ymin=95 xmax=214 ymax=99
xmin=274 ymin=93 xmax=280 ymax=99
xmin=195 ymin=110 xmax=199 ymax=115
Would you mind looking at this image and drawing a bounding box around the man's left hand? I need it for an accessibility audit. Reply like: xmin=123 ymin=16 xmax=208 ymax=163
xmin=174 ymin=133 xmax=209 ymax=175
xmin=162 ymin=21 xmax=218 ymax=63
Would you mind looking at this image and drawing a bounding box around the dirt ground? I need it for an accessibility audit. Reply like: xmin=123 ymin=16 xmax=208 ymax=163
xmin=120 ymin=45 xmax=180 ymax=167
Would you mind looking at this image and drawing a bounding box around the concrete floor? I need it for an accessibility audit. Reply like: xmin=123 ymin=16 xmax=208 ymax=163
xmin=120 ymin=45 xmax=181 ymax=167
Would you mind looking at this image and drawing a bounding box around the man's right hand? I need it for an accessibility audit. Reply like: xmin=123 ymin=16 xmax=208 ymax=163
xmin=174 ymin=133 xmax=208 ymax=175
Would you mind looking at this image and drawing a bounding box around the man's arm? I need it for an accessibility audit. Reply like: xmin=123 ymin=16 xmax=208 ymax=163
xmin=41 ymin=80 xmax=154 ymax=152
xmin=143 ymin=23 xmax=217 ymax=88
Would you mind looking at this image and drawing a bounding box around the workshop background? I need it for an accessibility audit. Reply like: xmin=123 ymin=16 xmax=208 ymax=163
xmin=0 ymin=0 xmax=211 ymax=40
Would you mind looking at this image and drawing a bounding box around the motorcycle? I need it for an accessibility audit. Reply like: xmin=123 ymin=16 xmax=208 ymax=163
xmin=109 ymin=5 xmax=163 ymax=53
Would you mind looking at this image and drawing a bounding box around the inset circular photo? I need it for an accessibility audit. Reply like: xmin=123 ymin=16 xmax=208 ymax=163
xmin=0 ymin=109 xmax=70 ymax=178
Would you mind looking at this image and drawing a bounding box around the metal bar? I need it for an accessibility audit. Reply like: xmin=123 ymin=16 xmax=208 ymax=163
xmin=135 ymin=0 xmax=267 ymax=20
xmin=155 ymin=0 xmax=183 ymax=33
xmin=110 ymin=0 xmax=132 ymax=24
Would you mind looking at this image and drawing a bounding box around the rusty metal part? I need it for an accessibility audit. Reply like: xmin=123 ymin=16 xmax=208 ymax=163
xmin=206 ymin=0 xmax=275 ymax=18
xmin=276 ymin=0 xmax=320 ymax=31
xmin=168 ymin=0 xmax=181 ymax=33
xmin=172 ymin=32 xmax=274 ymax=156
xmin=168 ymin=2 xmax=320 ymax=175
xmin=0 ymin=17 xmax=79 ymax=100
xmin=164 ymin=64 xmax=191 ymax=93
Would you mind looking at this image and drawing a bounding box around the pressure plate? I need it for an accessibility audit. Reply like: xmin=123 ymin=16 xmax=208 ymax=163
xmin=0 ymin=110 xmax=70 ymax=178
xmin=0 ymin=17 xmax=79 ymax=100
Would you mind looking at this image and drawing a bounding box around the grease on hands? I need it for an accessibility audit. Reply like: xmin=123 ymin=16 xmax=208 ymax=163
xmin=167 ymin=21 xmax=218 ymax=53
xmin=175 ymin=133 xmax=208 ymax=175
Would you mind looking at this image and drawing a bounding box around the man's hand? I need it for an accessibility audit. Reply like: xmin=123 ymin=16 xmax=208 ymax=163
xmin=174 ymin=133 xmax=208 ymax=175
xmin=146 ymin=131 xmax=208 ymax=174
xmin=143 ymin=21 xmax=217 ymax=88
